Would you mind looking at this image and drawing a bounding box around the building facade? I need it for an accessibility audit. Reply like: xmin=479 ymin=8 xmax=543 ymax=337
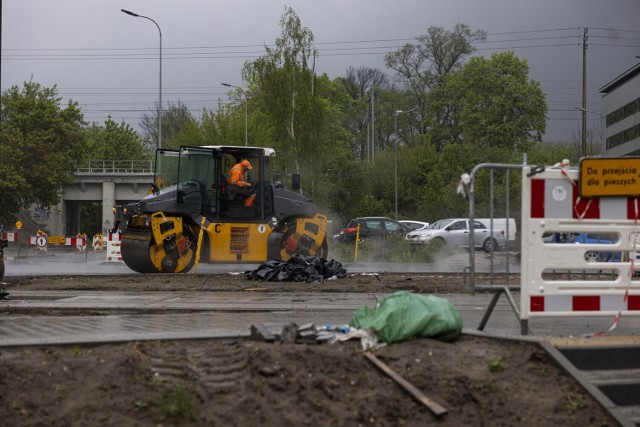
xmin=600 ymin=62 xmax=640 ymax=157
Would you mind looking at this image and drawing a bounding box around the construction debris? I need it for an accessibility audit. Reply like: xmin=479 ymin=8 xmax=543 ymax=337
xmin=249 ymin=324 xmax=276 ymax=343
xmin=364 ymin=351 xmax=448 ymax=418
xmin=244 ymin=255 xmax=347 ymax=283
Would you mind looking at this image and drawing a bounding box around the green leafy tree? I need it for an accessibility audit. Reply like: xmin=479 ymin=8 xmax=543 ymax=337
xmin=427 ymin=51 xmax=547 ymax=151
xmin=171 ymin=117 xmax=206 ymax=148
xmin=197 ymin=101 xmax=236 ymax=146
xmin=527 ymin=141 xmax=574 ymax=166
xmin=242 ymin=6 xmax=321 ymax=171
xmin=242 ymin=6 xmax=352 ymax=207
xmin=84 ymin=116 xmax=150 ymax=160
xmin=0 ymin=82 xmax=85 ymax=224
xmin=386 ymin=51 xmax=546 ymax=222
xmin=81 ymin=119 xmax=150 ymax=236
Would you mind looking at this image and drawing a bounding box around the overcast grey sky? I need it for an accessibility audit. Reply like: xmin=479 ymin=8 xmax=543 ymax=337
xmin=2 ymin=0 xmax=640 ymax=142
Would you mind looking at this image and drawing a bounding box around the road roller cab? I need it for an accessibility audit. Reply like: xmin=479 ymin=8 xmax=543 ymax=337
xmin=114 ymin=146 xmax=328 ymax=273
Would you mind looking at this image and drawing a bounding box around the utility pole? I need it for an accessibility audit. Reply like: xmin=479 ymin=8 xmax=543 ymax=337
xmin=581 ymin=27 xmax=588 ymax=158
xmin=394 ymin=111 xmax=402 ymax=220
xmin=371 ymin=86 xmax=375 ymax=164
xmin=393 ymin=108 xmax=417 ymax=220
xmin=365 ymin=87 xmax=369 ymax=161
xmin=366 ymin=117 xmax=370 ymax=161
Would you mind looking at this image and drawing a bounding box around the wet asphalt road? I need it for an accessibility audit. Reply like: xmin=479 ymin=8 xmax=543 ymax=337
xmin=3 ymin=252 xmax=639 ymax=347
xmin=4 ymin=249 xmax=519 ymax=276
xmin=2 ymin=287 xmax=639 ymax=347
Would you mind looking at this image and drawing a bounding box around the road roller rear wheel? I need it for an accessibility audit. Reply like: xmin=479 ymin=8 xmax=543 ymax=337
xmin=279 ymin=224 xmax=329 ymax=259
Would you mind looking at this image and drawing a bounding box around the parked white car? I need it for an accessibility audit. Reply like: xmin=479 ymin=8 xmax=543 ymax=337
xmin=398 ymin=220 xmax=430 ymax=231
xmin=405 ymin=218 xmax=507 ymax=252
xmin=476 ymin=218 xmax=517 ymax=242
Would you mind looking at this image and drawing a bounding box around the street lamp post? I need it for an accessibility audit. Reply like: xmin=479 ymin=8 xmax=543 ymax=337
xmin=222 ymin=83 xmax=248 ymax=146
xmin=121 ymin=9 xmax=163 ymax=149
xmin=575 ymin=106 xmax=604 ymax=155
xmin=393 ymin=108 xmax=417 ymax=220
xmin=394 ymin=110 xmax=402 ymax=220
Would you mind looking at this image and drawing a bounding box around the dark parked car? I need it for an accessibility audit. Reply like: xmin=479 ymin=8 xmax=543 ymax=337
xmin=337 ymin=217 xmax=411 ymax=243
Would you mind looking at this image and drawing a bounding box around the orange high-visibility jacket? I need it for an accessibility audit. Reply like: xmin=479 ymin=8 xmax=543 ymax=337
xmin=228 ymin=163 xmax=249 ymax=188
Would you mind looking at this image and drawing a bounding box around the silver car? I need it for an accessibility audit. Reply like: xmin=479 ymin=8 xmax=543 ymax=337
xmin=405 ymin=218 xmax=506 ymax=252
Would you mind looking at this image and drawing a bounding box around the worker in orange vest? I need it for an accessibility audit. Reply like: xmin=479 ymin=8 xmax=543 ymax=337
xmin=228 ymin=159 xmax=256 ymax=206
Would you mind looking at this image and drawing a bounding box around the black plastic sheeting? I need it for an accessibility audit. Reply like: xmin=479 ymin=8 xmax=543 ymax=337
xmin=244 ymin=255 xmax=348 ymax=283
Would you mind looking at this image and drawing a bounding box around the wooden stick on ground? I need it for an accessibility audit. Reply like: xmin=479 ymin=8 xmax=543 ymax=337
xmin=364 ymin=351 xmax=448 ymax=418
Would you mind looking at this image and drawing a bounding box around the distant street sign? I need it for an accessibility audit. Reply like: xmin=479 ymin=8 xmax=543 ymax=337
xmin=579 ymin=157 xmax=640 ymax=198
xmin=36 ymin=236 xmax=47 ymax=248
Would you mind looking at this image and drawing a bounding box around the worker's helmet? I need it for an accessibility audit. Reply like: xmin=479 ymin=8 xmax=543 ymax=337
xmin=241 ymin=159 xmax=253 ymax=169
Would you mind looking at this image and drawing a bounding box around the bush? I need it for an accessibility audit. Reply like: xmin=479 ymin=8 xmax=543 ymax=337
xmin=328 ymin=236 xmax=448 ymax=264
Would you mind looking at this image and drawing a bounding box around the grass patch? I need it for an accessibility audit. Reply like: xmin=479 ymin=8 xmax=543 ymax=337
xmin=329 ymin=236 xmax=450 ymax=263
xmin=566 ymin=393 xmax=588 ymax=414
xmin=155 ymin=382 xmax=198 ymax=421
xmin=487 ymin=355 xmax=508 ymax=372
xmin=134 ymin=400 xmax=148 ymax=412
xmin=470 ymin=382 xmax=497 ymax=394
xmin=68 ymin=346 xmax=83 ymax=356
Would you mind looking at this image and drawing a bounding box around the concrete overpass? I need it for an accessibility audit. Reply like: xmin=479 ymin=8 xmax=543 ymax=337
xmin=42 ymin=160 xmax=154 ymax=235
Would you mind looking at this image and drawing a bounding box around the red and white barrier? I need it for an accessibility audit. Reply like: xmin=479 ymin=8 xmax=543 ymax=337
xmin=66 ymin=236 xmax=87 ymax=252
xmin=530 ymin=175 xmax=640 ymax=220
xmin=93 ymin=234 xmax=104 ymax=252
xmin=27 ymin=234 xmax=89 ymax=253
xmin=520 ymin=165 xmax=640 ymax=325
xmin=106 ymin=232 xmax=123 ymax=262
xmin=1 ymin=232 xmax=18 ymax=242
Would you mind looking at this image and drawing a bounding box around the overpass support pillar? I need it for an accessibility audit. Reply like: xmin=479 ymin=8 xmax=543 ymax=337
xmin=102 ymin=181 xmax=115 ymax=232
xmin=50 ymin=200 xmax=65 ymax=235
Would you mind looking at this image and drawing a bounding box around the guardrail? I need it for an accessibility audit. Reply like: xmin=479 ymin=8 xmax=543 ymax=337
xmin=75 ymin=160 xmax=154 ymax=174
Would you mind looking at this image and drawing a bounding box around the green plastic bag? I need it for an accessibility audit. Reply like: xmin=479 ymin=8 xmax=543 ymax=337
xmin=349 ymin=291 xmax=462 ymax=344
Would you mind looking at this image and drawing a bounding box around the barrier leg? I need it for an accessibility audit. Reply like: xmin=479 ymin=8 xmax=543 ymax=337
xmin=478 ymin=286 xmax=522 ymax=332
xmin=478 ymin=291 xmax=502 ymax=331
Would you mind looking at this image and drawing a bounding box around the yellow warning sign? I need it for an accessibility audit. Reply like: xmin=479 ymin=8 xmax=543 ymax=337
xmin=580 ymin=158 xmax=640 ymax=197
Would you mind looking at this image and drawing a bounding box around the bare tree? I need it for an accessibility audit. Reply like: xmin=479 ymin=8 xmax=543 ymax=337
xmin=569 ymin=124 xmax=603 ymax=160
xmin=384 ymin=23 xmax=486 ymax=134
xmin=339 ymin=67 xmax=394 ymax=159
xmin=342 ymin=66 xmax=390 ymax=99
xmin=140 ymin=101 xmax=196 ymax=150
xmin=385 ymin=23 xmax=486 ymax=90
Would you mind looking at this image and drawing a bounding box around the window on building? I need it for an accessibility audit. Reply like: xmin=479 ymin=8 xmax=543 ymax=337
xmin=607 ymin=96 xmax=640 ymax=127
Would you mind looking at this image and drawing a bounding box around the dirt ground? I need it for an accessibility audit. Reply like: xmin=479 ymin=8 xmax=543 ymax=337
xmin=0 ymin=272 xmax=619 ymax=426
xmin=2 ymin=271 xmax=477 ymax=293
